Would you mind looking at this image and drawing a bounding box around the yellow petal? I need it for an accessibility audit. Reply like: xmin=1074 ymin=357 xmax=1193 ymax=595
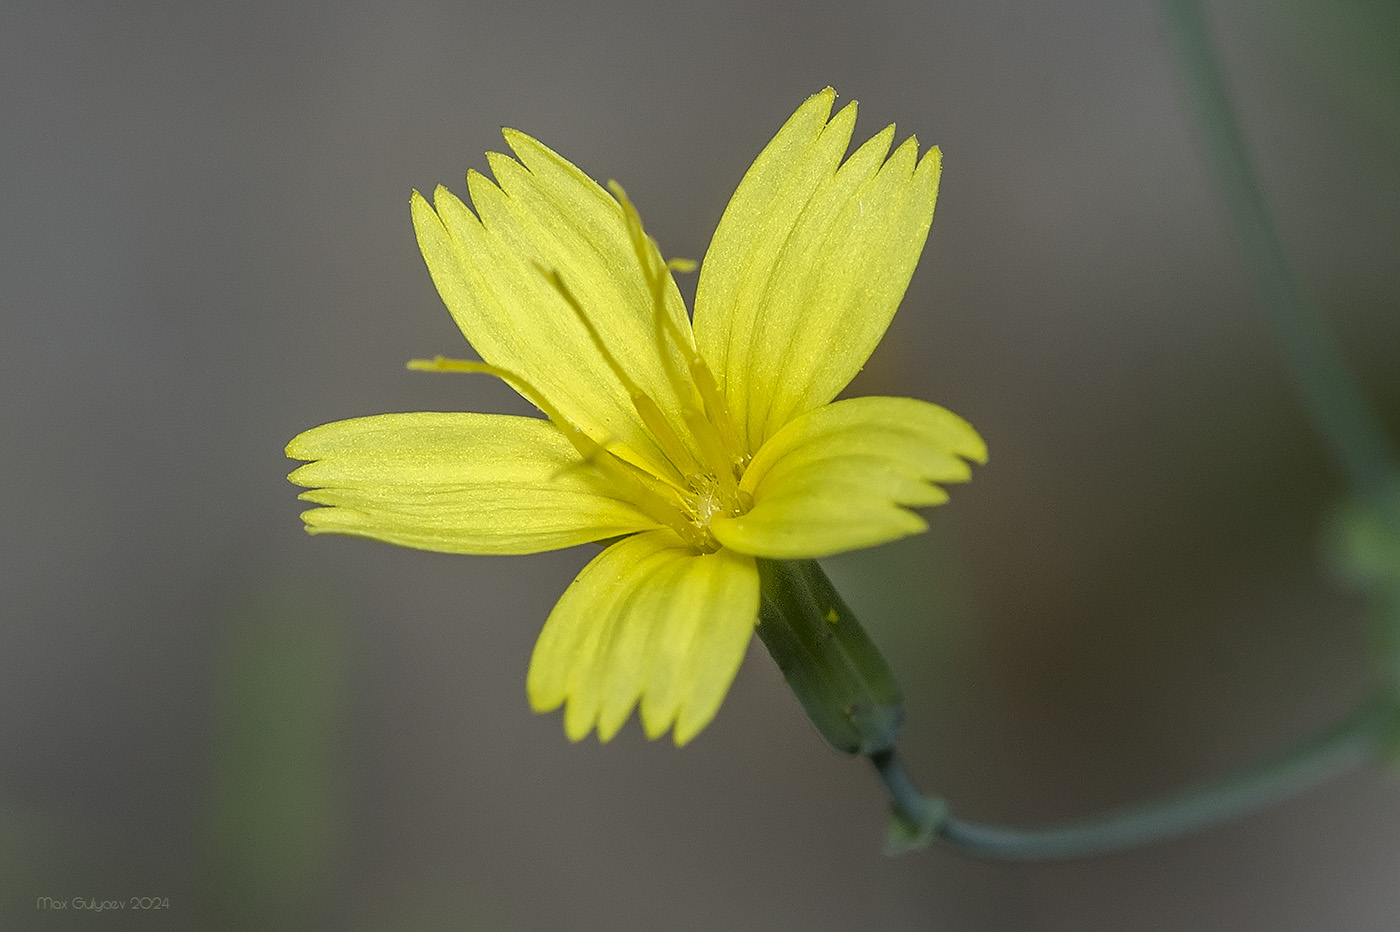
xmin=527 ymin=530 xmax=759 ymax=745
xmin=286 ymin=412 xmax=656 ymax=554
xmin=693 ymin=88 xmax=943 ymax=450
xmin=711 ymin=396 xmax=984 ymax=558
xmin=410 ymin=128 xmax=694 ymax=477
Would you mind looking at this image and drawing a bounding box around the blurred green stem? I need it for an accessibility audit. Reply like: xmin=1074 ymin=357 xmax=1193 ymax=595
xmin=1164 ymin=0 xmax=1400 ymax=517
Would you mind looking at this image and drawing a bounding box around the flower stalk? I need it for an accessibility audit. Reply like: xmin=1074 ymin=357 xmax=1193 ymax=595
xmin=839 ymin=0 xmax=1400 ymax=859
xmin=761 ymin=559 xmax=1393 ymax=859
xmin=927 ymin=693 xmax=1391 ymax=860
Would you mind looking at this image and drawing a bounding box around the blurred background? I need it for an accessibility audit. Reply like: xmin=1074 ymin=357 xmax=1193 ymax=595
xmin=3 ymin=0 xmax=1399 ymax=929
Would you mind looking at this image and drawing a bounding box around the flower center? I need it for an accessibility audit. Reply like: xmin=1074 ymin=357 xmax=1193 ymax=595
xmin=673 ymin=464 xmax=752 ymax=551
xmin=542 ymin=183 xmax=752 ymax=552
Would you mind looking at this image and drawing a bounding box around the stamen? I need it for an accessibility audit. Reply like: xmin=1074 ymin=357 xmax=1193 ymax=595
xmin=683 ymin=406 xmax=741 ymax=502
xmin=608 ymin=182 xmax=748 ymax=476
xmin=608 ymin=182 xmax=696 ymax=397
xmin=408 ymin=356 xmax=707 ymax=547
xmin=408 ymin=356 xmax=588 ymax=452
xmin=413 ymin=184 xmax=756 ymax=555
xmin=536 ymin=267 xmax=699 ymax=487
xmin=687 ymin=356 xmax=747 ymax=471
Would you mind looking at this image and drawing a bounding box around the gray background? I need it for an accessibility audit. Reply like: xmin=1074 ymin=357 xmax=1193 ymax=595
xmin=4 ymin=0 xmax=1399 ymax=929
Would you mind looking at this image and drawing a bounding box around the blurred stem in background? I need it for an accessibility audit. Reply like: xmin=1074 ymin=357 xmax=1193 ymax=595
xmin=201 ymin=582 xmax=349 ymax=930
xmin=1166 ymin=0 xmax=1400 ymax=518
xmin=770 ymin=0 xmax=1400 ymax=857
xmin=1160 ymin=0 xmax=1400 ymax=730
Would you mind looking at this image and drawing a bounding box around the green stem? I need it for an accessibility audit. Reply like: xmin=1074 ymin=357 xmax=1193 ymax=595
xmin=1164 ymin=0 xmax=1400 ymax=515
xmin=760 ymin=561 xmax=1395 ymax=860
xmin=913 ymin=694 xmax=1391 ymax=861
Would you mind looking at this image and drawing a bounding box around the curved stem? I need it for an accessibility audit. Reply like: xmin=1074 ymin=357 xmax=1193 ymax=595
xmin=865 ymin=4 xmax=1400 ymax=854
xmin=1165 ymin=0 xmax=1400 ymax=515
xmin=879 ymin=694 xmax=1391 ymax=861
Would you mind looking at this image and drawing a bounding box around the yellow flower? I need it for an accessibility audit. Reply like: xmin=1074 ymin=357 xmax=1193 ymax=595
xmin=286 ymin=89 xmax=985 ymax=746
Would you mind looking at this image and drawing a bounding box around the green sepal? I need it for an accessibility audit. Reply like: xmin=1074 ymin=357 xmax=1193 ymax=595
xmin=755 ymin=559 xmax=904 ymax=755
